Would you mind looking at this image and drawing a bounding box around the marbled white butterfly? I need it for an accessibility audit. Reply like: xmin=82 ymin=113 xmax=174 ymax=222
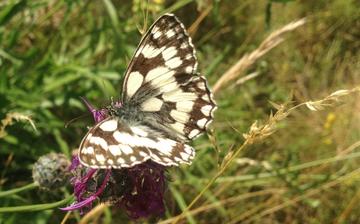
xmin=79 ymin=14 xmax=217 ymax=168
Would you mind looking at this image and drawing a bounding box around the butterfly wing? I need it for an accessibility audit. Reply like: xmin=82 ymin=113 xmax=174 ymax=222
xmin=122 ymin=14 xmax=197 ymax=101
xmin=78 ymin=117 xmax=195 ymax=168
xmin=121 ymin=14 xmax=216 ymax=141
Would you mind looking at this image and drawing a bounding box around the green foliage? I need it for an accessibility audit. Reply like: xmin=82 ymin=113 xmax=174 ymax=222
xmin=0 ymin=0 xmax=359 ymax=223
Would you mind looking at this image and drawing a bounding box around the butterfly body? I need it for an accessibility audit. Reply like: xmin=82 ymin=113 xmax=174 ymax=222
xmin=78 ymin=14 xmax=216 ymax=169
xmin=108 ymin=102 xmax=144 ymax=124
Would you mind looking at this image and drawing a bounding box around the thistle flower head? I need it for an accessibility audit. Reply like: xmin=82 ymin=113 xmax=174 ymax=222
xmin=61 ymin=98 xmax=167 ymax=219
xmin=32 ymin=153 xmax=71 ymax=190
xmin=116 ymin=161 xmax=166 ymax=219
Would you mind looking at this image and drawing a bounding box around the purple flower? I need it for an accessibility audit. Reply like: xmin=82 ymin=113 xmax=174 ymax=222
xmin=116 ymin=161 xmax=166 ymax=219
xmin=80 ymin=97 xmax=108 ymax=123
xmin=61 ymin=97 xmax=167 ymax=219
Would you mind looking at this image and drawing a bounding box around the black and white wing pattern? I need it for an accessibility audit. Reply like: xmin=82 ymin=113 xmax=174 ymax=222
xmin=78 ymin=14 xmax=216 ymax=169
xmin=121 ymin=13 xmax=217 ymax=141
xmin=79 ymin=118 xmax=195 ymax=168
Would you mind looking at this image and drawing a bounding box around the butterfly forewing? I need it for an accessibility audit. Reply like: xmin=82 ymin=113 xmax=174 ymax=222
xmin=79 ymin=118 xmax=195 ymax=168
xmin=122 ymin=14 xmax=197 ymax=101
xmin=121 ymin=14 xmax=216 ymax=141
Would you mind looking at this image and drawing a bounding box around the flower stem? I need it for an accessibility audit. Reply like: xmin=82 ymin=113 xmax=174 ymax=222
xmin=171 ymin=140 xmax=250 ymax=224
xmin=0 ymin=195 xmax=74 ymax=212
xmin=0 ymin=182 xmax=38 ymax=198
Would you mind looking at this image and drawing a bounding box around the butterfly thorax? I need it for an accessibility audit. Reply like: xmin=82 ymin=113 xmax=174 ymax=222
xmin=106 ymin=102 xmax=144 ymax=124
xmin=106 ymin=101 xmax=185 ymax=142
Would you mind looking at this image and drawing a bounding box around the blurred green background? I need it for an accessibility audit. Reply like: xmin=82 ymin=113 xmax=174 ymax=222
xmin=0 ymin=0 xmax=359 ymax=223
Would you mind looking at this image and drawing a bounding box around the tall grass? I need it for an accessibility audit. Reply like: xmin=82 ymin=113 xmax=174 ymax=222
xmin=0 ymin=0 xmax=359 ymax=223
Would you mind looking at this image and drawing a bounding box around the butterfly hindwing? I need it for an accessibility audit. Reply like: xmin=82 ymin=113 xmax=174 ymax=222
xmin=139 ymin=73 xmax=216 ymax=141
xmin=121 ymin=14 xmax=216 ymax=141
xmin=79 ymin=118 xmax=195 ymax=168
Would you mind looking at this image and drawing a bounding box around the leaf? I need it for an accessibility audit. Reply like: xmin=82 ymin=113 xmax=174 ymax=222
xmin=43 ymin=73 xmax=82 ymax=93
xmin=0 ymin=0 xmax=27 ymax=26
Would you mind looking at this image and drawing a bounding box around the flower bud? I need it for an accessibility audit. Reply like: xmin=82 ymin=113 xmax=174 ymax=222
xmin=32 ymin=153 xmax=71 ymax=190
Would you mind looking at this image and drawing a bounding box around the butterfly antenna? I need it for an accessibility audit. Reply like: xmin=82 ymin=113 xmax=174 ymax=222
xmin=101 ymin=81 xmax=111 ymax=101
xmin=65 ymin=114 xmax=89 ymax=128
xmin=110 ymin=96 xmax=114 ymax=106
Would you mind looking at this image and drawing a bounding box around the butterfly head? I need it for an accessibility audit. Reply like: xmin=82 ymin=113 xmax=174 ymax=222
xmin=105 ymin=98 xmax=123 ymax=117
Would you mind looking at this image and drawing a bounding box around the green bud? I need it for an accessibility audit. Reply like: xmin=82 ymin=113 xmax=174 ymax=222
xmin=32 ymin=153 xmax=71 ymax=190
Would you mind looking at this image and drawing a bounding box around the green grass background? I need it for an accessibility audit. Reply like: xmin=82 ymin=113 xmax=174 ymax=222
xmin=0 ymin=0 xmax=359 ymax=223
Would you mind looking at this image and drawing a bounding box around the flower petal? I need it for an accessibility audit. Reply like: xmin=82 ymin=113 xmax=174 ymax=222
xmin=60 ymin=195 xmax=97 ymax=211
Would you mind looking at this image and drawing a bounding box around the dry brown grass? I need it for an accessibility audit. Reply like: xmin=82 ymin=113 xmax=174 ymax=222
xmin=213 ymin=18 xmax=306 ymax=94
xmin=166 ymin=86 xmax=360 ymax=224
xmin=0 ymin=112 xmax=36 ymax=138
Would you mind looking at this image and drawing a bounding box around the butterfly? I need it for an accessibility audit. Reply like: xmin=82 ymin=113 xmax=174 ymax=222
xmin=78 ymin=14 xmax=217 ymax=168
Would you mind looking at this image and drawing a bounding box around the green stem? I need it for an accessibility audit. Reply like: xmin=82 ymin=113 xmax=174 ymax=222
xmin=171 ymin=138 xmax=360 ymax=223
xmin=0 ymin=182 xmax=38 ymax=198
xmin=216 ymin=151 xmax=360 ymax=183
xmin=0 ymin=195 xmax=74 ymax=212
xmin=171 ymin=140 xmax=250 ymax=224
